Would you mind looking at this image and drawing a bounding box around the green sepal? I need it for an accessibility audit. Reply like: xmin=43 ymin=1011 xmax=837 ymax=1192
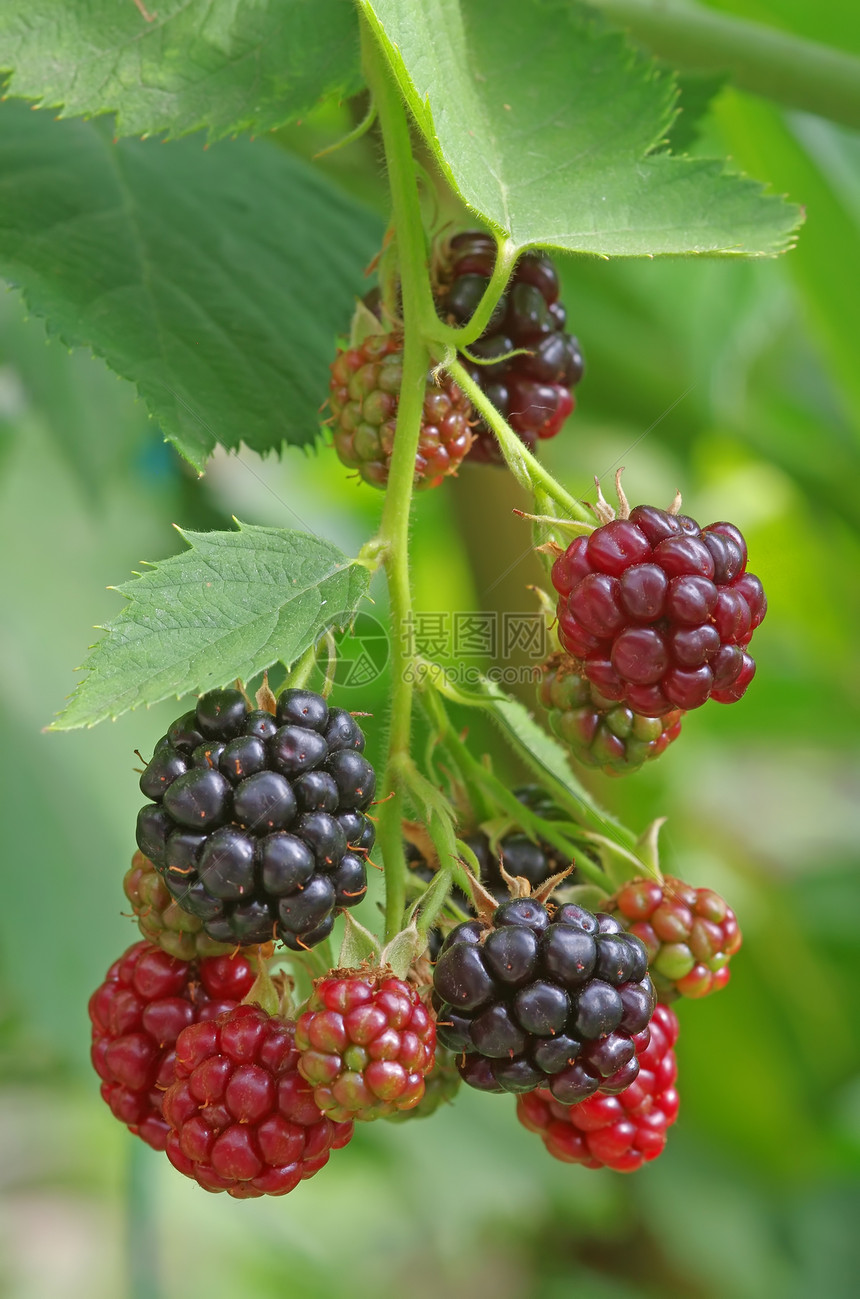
xmin=380 ymin=922 xmax=422 ymax=980
xmin=338 ymin=912 xmax=383 ymax=970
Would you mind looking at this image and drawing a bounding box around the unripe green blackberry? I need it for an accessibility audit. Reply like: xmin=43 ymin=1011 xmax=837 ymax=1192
xmin=124 ymin=852 xmax=235 ymax=961
xmin=329 ymin=331 xmax=474 ymax=489
xmin=538 ymin=655 xmax=683 ymax=775
xmin=607 ymin=875 xmax=742 ymax=1000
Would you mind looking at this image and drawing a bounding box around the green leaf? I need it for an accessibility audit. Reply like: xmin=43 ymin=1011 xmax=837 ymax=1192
xmin=0 ymin=0 xmax=361 ymax=142
xmin=360 ymin=0 xmax=801 ymax=256
xmin=51 ymin=522 xmax=369 ymax=729
xmin=0 ymin=101 xmax=383 ymax=468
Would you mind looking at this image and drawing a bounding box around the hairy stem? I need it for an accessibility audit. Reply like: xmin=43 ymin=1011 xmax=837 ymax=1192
xmin=445 ymin=356 xmax=591 ymax=522
xmin=362 ymin=20 xmax=432 ymax=942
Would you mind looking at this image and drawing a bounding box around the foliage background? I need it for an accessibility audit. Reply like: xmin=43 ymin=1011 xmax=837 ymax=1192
xmin=1 ymin=1 xmax=859 ymax=1295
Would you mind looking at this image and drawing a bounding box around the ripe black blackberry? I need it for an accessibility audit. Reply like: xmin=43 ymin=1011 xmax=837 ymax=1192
xmin=468 ymin=785 xmax=572 ymax=897
xmin=135 ymin=688 xmax=376 ymax=950
xmin=436 ymin=231 xmax=584 ymax=463
xmin=432 ymin=898 xmax=655 ymax=1099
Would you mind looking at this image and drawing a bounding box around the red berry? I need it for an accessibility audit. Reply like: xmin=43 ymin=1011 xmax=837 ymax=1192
xmin=552 ymin=505 xmax=765 ymax=715
xmin=516 ymin=1004 xmax=680 ymax=1172
xmin=329 ymin=329 xmax=473 ymax=489
xmin=608 ymin=876 xmax=742 ymax=1000
xmin=89 ymin=941 xmax=256 ymax=1151
xmin=162 ymin=1003 xmax=352 ymax=1197
xmin=296 ymin=972 xmax=436 ymax=1121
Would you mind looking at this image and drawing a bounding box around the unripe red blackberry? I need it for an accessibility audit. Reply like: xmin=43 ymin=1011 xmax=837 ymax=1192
xmin=329 ymin=330 xmax=474 ymax=488
xmin=538 ymin=654 xmax=683 ymax=775
xmin=163 ymin=1003 xmax=353 ymax=1197
xmin=89 ymin=940 xmax=256 ymax=1150
xmin=436 ymin=231 xmax=584 ymax=463
xmin=134 ymin=687 xmax=376 ymax=950
xmin=432 ymin=898 xmax=655 ymax=1099
xmin=608 ymin=875 xmax=741 ymax=1000
xmin=517 ymin=1003 xmax=680 ymax=1171
xmin=384 ymin=1046 xmax=461 ymax=1122
xmin=552 ymin=505 xmax=766 ymax=715
xmin=124 ymin=851 xmax=235 ymax=961
xmin=295 ymin=972 xmax=436 ymax=1121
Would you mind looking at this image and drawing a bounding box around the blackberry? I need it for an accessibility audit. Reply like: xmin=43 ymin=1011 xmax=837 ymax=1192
xmin=296 ymin=972 xmax=436 ymax=1121
xmin=538 ymin=654 xmax=683 ymax=775
xmin=163 ymin=1003 xmax=353 ymax=1197
xmin=608 ymin=875 xmax=741 ymax=1000
xmin=135 ymin=688 xmax=376 ymax=950
xmin=89 ymin=940 xmax=256 ymax=1150
xmin=517 ymin=1003 xmax=680 ymax=1171
xmin=329 ymin=329 xmax=473 ymax=488
xmin=481 ymin=785 xmax=572 ymax=895
xmin=432 ymin=898 xmax=655 ymax=1098
xmin=436 ymin=231 xmax=583 ymax=463
xmin=552 ymin=505 xmax=766 ymax=714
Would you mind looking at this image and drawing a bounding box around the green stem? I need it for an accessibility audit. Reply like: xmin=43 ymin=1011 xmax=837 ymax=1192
xmin=590 ymin=0 xmax=860 ymax=131
xmin=284 ymin=642 xmax=318 ymax=690
xmin=421 ymin=686 xmax=610 ymax=890
xmin=362 ymin=20 xmax=433 ymax=942
xmin=444 ymin=236 xmax=520 ymax=348
xmin=446 ymin=356 xmax=591 ymax=522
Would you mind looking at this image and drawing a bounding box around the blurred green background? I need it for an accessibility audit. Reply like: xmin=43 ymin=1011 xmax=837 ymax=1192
xmin=2 ymin=2 xmax=860 ymax=1296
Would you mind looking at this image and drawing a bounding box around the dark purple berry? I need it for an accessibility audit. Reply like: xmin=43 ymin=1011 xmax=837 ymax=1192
xmin=195 ymin=689 xmax=248 ymax=741
xmin=277 ymin=874 xmax=337 ymax=935
xmin=139 ymin=748 xmax=187 ymax=801
xmin=293 ymin=771 xmax=339 ymax=814
xmin=219 ymin=735 xmax=268 ymax=784
xmin=163 ymin=768 xmax=231 ymax=831
xmin=275 ymin=689 xmax=329 ymax=733
xmin=269 ymin=725 xmax=329 ymax=777
xmin=232 ymin=771 xmax=296 ymax=832
xmin=324 ymin=750 xmax=376 ymax=809
xmin=259 ymin=834 xmax=316 ymax=895
xmin=323 ymin=709 xmax=366 ymax=753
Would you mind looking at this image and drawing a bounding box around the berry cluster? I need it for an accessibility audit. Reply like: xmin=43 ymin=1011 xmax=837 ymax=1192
xmin=295 ymin=973 xmax=436 ymax=1121
xmin=433 ymin=898 xmax=655 ymax=1099
xmin=608 ymin=876 xmax=742 ymax=1000
xmin=163 ymin=1003 xmax=354 ymax=1197
xmin=135 ymin=688 xmax=376 ymax=950
xmin=552 ymin=506 xmax=766 ymax=715
xmin=538 ymin=654 xmax=683 ymax=775
xmin=517 ymin=1004 xmax=679 ymax=1171
xmin=438 ymin=231 xmax=584 ymax=462
xmin=329 ymin=331 xmax=474 ymax=488
xmin=89 ymin=940 xmax=257 ymax=1151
